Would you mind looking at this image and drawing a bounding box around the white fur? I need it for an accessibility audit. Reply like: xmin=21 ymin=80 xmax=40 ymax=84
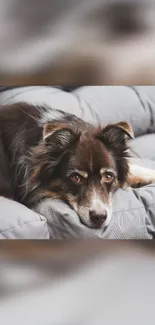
xmin=39 ymin=108 xmax=65 ymax=125
xmin=90 ymin=188 xmax=112 ymax=227
xmin=129 ymin=164 xmax=155 ymax=183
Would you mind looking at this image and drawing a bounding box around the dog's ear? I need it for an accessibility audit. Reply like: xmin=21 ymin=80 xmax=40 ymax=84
xmin=98 ymin=121 xmax=134 ymax=154
xmin=113 ymin=122 xmax=134 ymax=139
xmin=43 ymin=122 xmax=80 ymax=151
xmin=98 ymin=122 xmax=134 ymax=184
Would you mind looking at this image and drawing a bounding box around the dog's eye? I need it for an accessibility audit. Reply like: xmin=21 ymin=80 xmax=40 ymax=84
xmin=103 ymin=171 xmax=115 ymax=183
xmin=70 ymin=173 xmax=83 ymax=185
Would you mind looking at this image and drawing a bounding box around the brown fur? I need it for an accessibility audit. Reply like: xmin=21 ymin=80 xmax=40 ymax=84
xmin=0 ymin=102 xmax=133 ymax=228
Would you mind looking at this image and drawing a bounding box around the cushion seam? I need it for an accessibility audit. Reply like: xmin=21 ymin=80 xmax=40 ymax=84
xmin=0 ymin=219 xmax=47 ymax=235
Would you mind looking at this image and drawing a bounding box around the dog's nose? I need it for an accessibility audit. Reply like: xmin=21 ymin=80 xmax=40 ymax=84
xmin=89 ymin=210 xmax=107 ymax=227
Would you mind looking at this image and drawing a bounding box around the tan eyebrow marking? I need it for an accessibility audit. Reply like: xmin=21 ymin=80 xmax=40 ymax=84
xmin=100 ymin=168 xmax=116 ymax=176
xmin=67 ymin=170 xmax=88 ymax=178
xmin=76 ymin=170 xmax=88 ymax=178
xmin=100 ymin=168 xmax=106 ymax=175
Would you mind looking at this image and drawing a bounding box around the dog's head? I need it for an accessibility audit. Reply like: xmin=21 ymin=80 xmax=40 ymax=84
xmin=27 ymin=118 xmax=133 ymax=229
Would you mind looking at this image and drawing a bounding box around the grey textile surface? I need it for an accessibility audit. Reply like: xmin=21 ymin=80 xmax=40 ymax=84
xmin=1 ymin=243 xmax=155 ymax=325
xmin=0 ymin=198 xmax=49 ymax=239
xmin=0 ymin=86 xmax=155 ymax=239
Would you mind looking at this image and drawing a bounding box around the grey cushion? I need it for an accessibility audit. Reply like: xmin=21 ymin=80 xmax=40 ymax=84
xmin=0 ymin=197 xmax=49 ymax=239
xmin=1 ymin=86 xmax=155 ymax=239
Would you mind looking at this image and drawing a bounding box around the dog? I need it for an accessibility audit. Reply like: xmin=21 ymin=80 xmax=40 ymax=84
xmin=0 ymin=102 xmax=155 ymax=229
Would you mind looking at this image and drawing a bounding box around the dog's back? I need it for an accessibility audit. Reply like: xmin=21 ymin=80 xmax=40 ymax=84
xmin=0 ymin=104 xmax=43 ymax=199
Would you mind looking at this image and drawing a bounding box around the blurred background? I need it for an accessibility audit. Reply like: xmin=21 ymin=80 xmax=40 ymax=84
xmin=0 ymin=241 xmax=155 ymax=324
xmin=1 ymin=0 xmax=155 ymax=85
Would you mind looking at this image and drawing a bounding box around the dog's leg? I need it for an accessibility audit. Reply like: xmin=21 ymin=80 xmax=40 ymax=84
xmin=126 ymin=164 xmax=155 ymax=188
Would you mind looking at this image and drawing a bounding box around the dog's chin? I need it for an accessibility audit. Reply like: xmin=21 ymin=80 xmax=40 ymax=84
xmin=68 ymin=201 xmax=112 ymax=229
xmin=81 ymin=220 xmax=107 ymax=229
xmin=78 ymin=214 xmax=111 ymax=230
xmin=76 ymin=205 xmax=112 ymax=229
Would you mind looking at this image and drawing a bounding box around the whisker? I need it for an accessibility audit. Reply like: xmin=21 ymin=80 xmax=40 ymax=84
xmin=129 ymin=147 xmax=144 ymax=163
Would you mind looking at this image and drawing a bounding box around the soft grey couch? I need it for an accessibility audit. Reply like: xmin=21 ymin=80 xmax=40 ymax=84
xmin=0 ymin=86 xmax=155 ymax=239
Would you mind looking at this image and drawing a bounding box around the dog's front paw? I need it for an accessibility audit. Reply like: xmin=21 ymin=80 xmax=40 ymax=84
xmin=127 ymin=164 xmax=155 ymax=188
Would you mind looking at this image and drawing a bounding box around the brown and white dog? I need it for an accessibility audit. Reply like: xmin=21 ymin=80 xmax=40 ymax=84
xmin=0 ymin=103 xmax=155 ymax=229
